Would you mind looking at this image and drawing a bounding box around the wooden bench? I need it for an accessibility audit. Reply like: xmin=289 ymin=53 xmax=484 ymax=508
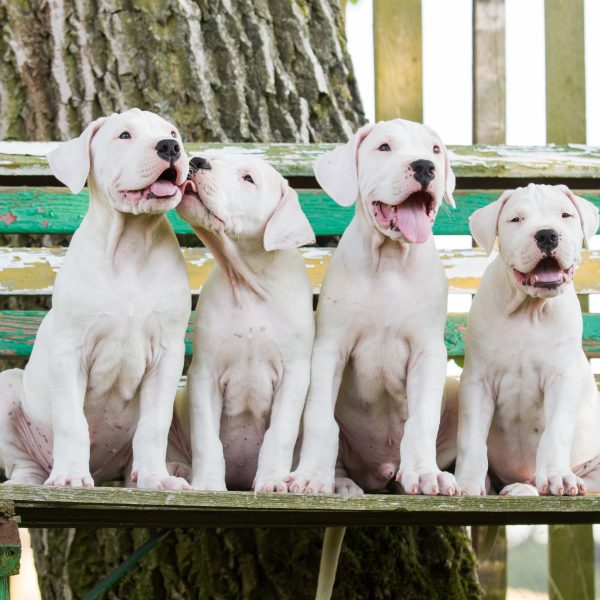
xmin=1 ymin=142 xmax=600 ymax=598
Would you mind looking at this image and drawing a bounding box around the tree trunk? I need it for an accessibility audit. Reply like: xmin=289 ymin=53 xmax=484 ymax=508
xmin=3 ymin=1 xmax=481 ymax=597
xmin=0 ymin=0 xmax=364 ymax=142
xmin=31 ymin=526 xmax=481 ymax=599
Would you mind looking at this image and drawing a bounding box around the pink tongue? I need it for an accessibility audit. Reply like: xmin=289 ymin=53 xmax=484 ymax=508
xmin=150 ymin=179 xmax=178 ymax=198
xmin=393 ymin=197 xmax=432 ymax=243
xmin=534 ymin=261 xmax=563 ymax=282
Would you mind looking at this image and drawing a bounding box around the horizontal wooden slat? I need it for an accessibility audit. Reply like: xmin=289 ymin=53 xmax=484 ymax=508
xmin=2 ymin=485 xmax=600 ymax=527
xmin=2 ymin=188 xmax=600 ymax=236
xmin=1 ymin=311 xmax=599 ymax=359
xmin=3 ymin=143 xmax=600 ymax=179
xmin=3 ymin=246 xmax=600 ymax=296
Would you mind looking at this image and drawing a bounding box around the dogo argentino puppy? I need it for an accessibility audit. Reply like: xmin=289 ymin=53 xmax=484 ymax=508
xmin=168 ymin=153 xmax=315 ymax=491
xmin=287 ymin=119 xmax=459 ymax=495
xmin=455 ymin=184 xmax=600 ymax=496
xmin=0 ymin=109 xmax=191 ymax=489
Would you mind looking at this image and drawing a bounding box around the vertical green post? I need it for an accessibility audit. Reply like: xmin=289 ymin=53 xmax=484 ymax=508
xmin=373 ymin=0 xmax=422 ymax=122
xmin=0 ymin=502 xmax=21 ymax=600
xmin=549 ymin=524 xmax=594 ymax=600
xmin=472 ymin=525 xmax=507 ymax=600
xmin=545 ymin=0 xmax=586 ymax=143
xmin=472 ymin=0 xmax=506 ymax=144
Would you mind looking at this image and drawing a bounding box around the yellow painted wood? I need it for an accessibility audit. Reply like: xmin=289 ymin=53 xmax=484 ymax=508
xmin=373 ymin=0 xmax=422 ymax=121
xmin=545 ymin=0 xmax=586 ymax=144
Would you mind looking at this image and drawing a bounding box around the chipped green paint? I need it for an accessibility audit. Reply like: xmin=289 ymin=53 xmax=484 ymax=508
xmin=1 ymin=312 xmax=599 ymax=358
xmin=2 ymin=188 xmax=600 ymax=236
xmin=3 ymin=143 xmax=600 ymax=178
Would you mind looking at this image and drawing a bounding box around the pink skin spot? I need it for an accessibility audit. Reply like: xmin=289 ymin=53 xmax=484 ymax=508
xmin=41 ymin=221 xmax=49 ymax=227
xmin=0 ymin=212 xmax=17 ymax=226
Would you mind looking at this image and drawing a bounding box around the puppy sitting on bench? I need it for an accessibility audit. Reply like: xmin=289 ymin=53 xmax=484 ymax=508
xmin=456 ymin=184 xmax=600 ymax=496
xmin=168 ymin=153 xmax=315 ymax=491
xmin=0 ymin=109 xmax=191 ymax=489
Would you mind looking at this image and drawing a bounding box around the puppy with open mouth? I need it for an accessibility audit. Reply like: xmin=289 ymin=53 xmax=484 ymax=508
xmin=0 ymin=109 xmax=192 ymax=490
xmin=287 ymin=119 xmax=459 ymax=496
xmin=167 ymin=153 xmax=315 ymax=491
xmin=456 ymin=184 xmax=600 ymax=496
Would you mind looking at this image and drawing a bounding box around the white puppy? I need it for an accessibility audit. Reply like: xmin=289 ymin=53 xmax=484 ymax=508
xmin=0 ymin=109 xmax=191 ymax=490
xmin=288 ymin=119 xmax=459 ymax=495
xmin=169 ymin=153 xmax=315 ymax=491
xmin=455 ymin=184 xmax=600 ymax=496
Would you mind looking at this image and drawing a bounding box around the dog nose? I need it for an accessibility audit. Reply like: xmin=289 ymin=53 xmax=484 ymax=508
xmin=410 ymin=159 xmax=435 ymax=188
xmin=190 ymin=156 xmax=212 ymax=171
xmin=155 ymin=139 xmax=181 ymax=164
xmin=534 ymin=229 xmax=560 ymax=253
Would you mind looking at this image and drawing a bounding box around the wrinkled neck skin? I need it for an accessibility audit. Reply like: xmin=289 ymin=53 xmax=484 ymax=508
xmin=85 ymin=178 xmax=167 ymax=268
xmin=490 ymin=256 xmax=552 ymax=321
xmin=190 ymin=225 xmax=268 ymax=306
xmin=350 ymin=195 xmax=437 ymax=272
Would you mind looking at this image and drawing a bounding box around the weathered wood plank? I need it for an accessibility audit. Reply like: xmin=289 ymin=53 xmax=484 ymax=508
xmin=373 ymin=0 xmax=422 ymax=122
xmin=3 ymin=143 xmax=600 ymax=179
xmin=2 ymin=486 xmax=600 ymax=528
xmin=4 ymin=246 xmax=600 ymax=296
xmin=1 ymin=312 xmax=600 ymax=359
xmin=548 ymin=525 xmax=594 ymax=600
xmin=3 ymin=188 xmax=600 ymax=236
xmin=545 ymin=0 xmax=586 ymax=144
xmin=473 ymin=0 xmax=506 ymax=144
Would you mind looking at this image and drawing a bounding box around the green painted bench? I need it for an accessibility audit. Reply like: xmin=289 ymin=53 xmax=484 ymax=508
xmin=1 ymin=142 xmax=600 ymax=598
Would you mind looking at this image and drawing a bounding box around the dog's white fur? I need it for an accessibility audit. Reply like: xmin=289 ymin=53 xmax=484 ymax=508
xmin=169 ymin=153 xmax=315 ymax=491
xmin=455 ymin=184 xmax=600 ymax=496
xmin=0 ymin=109 xmax=192 ymax=490
xmin=288 ymin=119 xmax=459 ymax=495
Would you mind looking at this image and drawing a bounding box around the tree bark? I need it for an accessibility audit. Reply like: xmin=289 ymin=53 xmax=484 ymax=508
xmin=31 ymin=526 xmax=481 ymax=599
xmin=0 ymin=0 xmax=364 ymax=142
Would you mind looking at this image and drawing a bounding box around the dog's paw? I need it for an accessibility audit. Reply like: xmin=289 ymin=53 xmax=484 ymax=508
xmin=136 ymin=473 xmax=191 ymax=491
xmin=457 ymin=477 xmax=486 ymax=496
xmin=535 ymin=471 xmax=585 ymax=496
xmin=398 ymin=469 xmax=458 ymax=496
xmin=45 ymin=470 xmax=94 ymax=488
xmin=254 ymin=472 xmax=289 ymax=493
xmin=190 ymin=478 xmax=227 ymax=492
xmin=499 ymin=482 xmax=539 ymax=496
xmin=334 ymin=476 xmax=364 ymax=497
xmin=286 ymin=471 xmax=334 ymax=494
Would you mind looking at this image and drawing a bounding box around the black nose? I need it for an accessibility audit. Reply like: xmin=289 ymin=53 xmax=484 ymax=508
xmin=190 ymin=156 xmax=211 ymax=171
xmin=410 ymin=159 xmax=435 ymax=188
xmin=155 ymin=139 xmax=181 ymax=164
xmin=534 ymin=229 xmax=559 ymax=254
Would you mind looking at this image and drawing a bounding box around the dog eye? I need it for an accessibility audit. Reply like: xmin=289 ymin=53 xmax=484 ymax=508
xmin=433 ymin=145 xmax=441 ymax=154
xmin=242 ymin=174 xmax=254 ymax=184
xmin=378 ymin=143 xmax=391 ymax=152
xmin=562 ymin=212 xmax=573 ymax=218
xmin=509 ymin=216 xmax=521 ymax=223
xmin=119 ymin=131 xmax=131 ymax=140
xmin=170 ymin=130 xmax=177 ymax=138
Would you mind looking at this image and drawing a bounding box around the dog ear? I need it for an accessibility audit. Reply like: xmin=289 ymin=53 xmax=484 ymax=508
xmin=263 ymin=180 xmax=315 ymax=251
xmin=469 ymin=190 xmax=514 ymax=255
xmin=558 ymin=185 xmax=599 ymax=248
xmin=313 ymin=122 xmax=375 ymax=207
xmin=47 ymin=117 xmax=107 ymax=194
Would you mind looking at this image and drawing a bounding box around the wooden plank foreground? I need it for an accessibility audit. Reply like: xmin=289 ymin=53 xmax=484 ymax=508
xmin=2 ymin=143 xmax=600 ymax=179
xmin=1 ymin=486 xmax=600 ymax=528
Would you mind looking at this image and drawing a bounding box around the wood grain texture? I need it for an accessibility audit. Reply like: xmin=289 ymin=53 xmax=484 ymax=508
xmin=373 ymin=0 xmax=422 ymax=122
xmin=2 ymin=485 xmax=600 ymax=528
xmin=473 ymin=0 xmax=506 ymax=144
xmin=545 ymin=0 xmax=586 ymax=144
xmin=4 ymin=143 xmax=600 ymax=179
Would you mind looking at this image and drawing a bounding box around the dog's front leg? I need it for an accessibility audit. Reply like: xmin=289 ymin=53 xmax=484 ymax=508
xmin=536 ymin=373 xmax=585 ymax=496
xmin=399 ymin=342 xmax=457 ymax=495
xmin=254 ymin=359 xmax=311 ymax=492
xmin=132 ymin=347 xmax=190 ymax=490
xmin=45 ymin=350 xmax=93 ymax=487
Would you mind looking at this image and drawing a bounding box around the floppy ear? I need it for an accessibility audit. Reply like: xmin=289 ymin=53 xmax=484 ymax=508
xmin=558 ymin=185 xmax=599 ymax=248
xmin=47 ymin=117 xmax=107 ymax=193
xmin=263 ymin=180 xmax=315 ymax=251
xmin=313 ymin=122 xmax=375 ymax=207
xmin=469 ymin=189 xmax=514 ymax=255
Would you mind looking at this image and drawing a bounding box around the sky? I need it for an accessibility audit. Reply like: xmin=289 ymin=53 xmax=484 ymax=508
xmin=345 ymin=0 xmax=600 ymax=145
